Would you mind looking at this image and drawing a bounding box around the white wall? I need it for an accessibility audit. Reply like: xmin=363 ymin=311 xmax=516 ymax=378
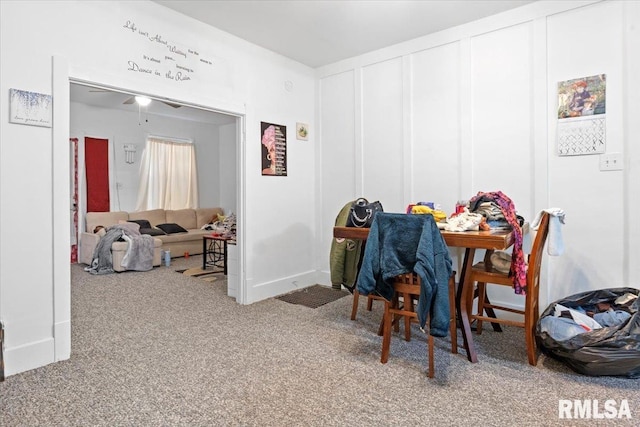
xmin=0 ymin=0 xmax=315 ymax=376
xmin=317 ymin=1 xmax=640 ymax=314
xmin=70 ymin=101 xmax=224 ymax=217
xmin=219 ymin=122 xmax=238 ymax=215
xmin=546 ymin=1 xmax=626 ymax=301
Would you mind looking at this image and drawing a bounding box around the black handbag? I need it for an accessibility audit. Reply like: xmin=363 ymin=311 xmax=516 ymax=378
xmin=346 ymin=198 xmax=383 ymax=228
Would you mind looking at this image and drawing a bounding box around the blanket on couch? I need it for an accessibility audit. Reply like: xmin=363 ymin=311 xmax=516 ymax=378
xmin=85 ymin=224 xmax=155 ymax=274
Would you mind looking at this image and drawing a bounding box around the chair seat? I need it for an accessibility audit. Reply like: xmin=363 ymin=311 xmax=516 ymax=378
xmin=470 ymin=261 xmax=514 ymax=285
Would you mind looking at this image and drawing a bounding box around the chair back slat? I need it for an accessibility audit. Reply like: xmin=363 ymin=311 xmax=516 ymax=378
xmin=527 ymin=212 xmax=550 ymax=286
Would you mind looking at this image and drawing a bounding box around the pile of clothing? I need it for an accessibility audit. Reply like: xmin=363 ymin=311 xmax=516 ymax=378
xmin=539 ymin=293 xmax=637 ymax=341
xmin=406 ymin=202 xmax=447 ymax=223
xmin=468 ymin=193 xmax=524 ymax=230
xmin=202 ymin=213 xmax=236 ymax=240
xmin=537 ymin=287 xmax=640 ymax=378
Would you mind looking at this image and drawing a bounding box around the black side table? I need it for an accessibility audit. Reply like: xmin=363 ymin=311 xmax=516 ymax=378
xmin=202 ymin=235 xmax=230 ymax=275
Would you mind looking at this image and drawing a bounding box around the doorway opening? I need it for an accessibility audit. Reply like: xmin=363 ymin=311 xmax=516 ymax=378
xmin=69 ymin=80 xmax=243 ymax=300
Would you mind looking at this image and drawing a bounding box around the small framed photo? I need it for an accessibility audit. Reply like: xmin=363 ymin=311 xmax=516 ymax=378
xmin=296 ymin=122 xmax=309 ymax=141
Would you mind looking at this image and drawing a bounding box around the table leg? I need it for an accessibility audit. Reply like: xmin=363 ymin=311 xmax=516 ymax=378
xmin=223 ymin=239 xmax=228 ymax=275
xmin=202 ymin=237 xmax=207 ymax=270
xmin=481 ymin=250 xmax=503 ymax=333
xmin=458 ymin=247 xmax=478 ymax=363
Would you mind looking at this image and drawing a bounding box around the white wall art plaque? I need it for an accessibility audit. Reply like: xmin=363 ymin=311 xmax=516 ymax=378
xmin=9 ymin=89 xmax=52 ymax=128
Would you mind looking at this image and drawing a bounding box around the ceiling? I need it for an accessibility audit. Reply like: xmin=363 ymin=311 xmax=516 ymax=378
xmin=154 ymin=0 xmax=534 ymax=68
xmin=70 ymin=83 xmax=237 ymax=125
xmin=72 ymin=1 xmax=534 ymax=122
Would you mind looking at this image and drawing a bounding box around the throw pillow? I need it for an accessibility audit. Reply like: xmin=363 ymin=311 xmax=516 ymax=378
xmin=156 ymin=223 xmax=188 ymax=234
xmin=140 ymin=227 xmax=166 ymax=236
xmin=128 ymin=219 xmax=152 ymax=229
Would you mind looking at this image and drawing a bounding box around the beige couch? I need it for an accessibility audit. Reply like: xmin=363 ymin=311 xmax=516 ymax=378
xmin=79 ymin=207 xmax=224 ymax=271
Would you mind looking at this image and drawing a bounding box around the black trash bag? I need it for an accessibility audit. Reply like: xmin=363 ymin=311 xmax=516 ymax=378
xmin=536 ymin=287 xmax=640 ymax=378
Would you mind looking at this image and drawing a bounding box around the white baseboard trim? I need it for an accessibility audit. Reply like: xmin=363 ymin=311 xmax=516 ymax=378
xmin=54 ymin=320 xmax=71 ymax=361
xmin=5 ymin=338 xmax=55 ymax=377
xmin=247 ymin=270 xmax=319 ymax=304
xmin=316 ymin=270 xmax=330 ymax=286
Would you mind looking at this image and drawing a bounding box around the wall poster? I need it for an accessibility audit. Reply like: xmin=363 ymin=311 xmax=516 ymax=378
xmin=261 ymin=121 xmax=287 ymax=176
xmin=557 ymin=74 xmax=606 ymax=156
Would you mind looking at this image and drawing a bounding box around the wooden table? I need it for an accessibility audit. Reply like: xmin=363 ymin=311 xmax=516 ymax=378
xmin=333 ymin=224 xmax=522 ymax=363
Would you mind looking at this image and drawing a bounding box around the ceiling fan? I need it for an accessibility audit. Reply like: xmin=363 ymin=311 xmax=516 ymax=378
xmin=88 ymin=88 xmax=182 ymax=108
xmin=122 ymin=96 xmax=182 ymax=109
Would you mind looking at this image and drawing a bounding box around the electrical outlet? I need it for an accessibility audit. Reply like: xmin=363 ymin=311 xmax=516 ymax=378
xmin=599 ymin=152 xmax=623 ymax=171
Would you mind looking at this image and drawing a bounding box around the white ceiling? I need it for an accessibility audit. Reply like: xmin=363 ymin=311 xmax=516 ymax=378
xmin=72 ymin=0 xmax=534 ymax=122
xmin=70 ymin=83 xmax=237 ymax=125
xmin=153 ymin=0 xmax=534 ymax=68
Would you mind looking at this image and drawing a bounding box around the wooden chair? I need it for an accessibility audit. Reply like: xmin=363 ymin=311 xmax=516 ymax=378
xmin=351 ymin=290 xmax=385 ymax=320
xmin=468 ymin=212 xmax=550 ymax=365
xmin=351 ymin=290 xmax=397 ymax=338
xmin=380 ymin=272 xmax=457 ymax=378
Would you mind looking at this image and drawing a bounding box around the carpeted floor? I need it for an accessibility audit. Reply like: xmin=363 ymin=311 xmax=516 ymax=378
xmin=176 ymin=266 xmax=224 ymax=282
xmin=0 ymin=257 xmax=637 ymax=426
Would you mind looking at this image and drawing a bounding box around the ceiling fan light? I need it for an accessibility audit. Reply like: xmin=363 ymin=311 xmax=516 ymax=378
xmin=135 ymin=96 xmax=151 ymax=106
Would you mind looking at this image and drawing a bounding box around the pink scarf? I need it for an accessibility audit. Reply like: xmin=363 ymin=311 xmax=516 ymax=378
xmin=469 ymin=191 xmax=526 ymax=294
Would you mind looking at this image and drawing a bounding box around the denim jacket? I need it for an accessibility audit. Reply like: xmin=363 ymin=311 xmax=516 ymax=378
xmin=356 ymin=213 xmax=453 ymax=337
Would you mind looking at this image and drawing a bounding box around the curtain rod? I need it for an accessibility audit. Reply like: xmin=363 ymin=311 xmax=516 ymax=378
xmin=147 ymin=134 xmax=193 ymax=144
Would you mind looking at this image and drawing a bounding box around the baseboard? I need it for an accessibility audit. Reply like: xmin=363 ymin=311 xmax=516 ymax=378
xmin=54 ymin=320 xmax=71 ymax=361
xmin=4 ymin=338 xmax=55 ymax=377
xmin=316 ymin=270 xmax=330 ymax=286
xmin=247 ymin=270 xmax=318 ymax=304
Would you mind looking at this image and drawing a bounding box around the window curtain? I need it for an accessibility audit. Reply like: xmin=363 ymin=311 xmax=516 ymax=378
xmin=135 ymin=136 xmax=199 ymax=211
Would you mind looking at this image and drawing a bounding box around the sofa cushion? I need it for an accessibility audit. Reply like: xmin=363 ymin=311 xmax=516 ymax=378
xmin=157 ymin=223 xmax=188 ymax=234
xmin=129 ymin=209 xmax=166 ymax=227
xmin=166 ymin=209 xmax=197 ymax=229
xmin=157 ymin=229 xmax=209 ymax=244
xmin=128 ymin=219 xmax=151 ymax=229
xmin=140 ymin=227 xmax=166 ymax=236
xmin=86 ymin=211 xmax=129 ymax=233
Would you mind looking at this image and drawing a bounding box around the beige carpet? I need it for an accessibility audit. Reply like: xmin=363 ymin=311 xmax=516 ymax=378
xmin=176 ymin=266 xmax=221 ymax=282
xmin=1 ymin=257 xmax=637 ymax=426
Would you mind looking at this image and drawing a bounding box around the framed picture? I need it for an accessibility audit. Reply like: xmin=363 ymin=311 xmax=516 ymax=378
xmin=296 ymin=122 xmax=309 ymax=140
xmin=261 ymin=121 xmax=287 ymax=176
xmin=9 ymin=88 xmax=52 ymax=128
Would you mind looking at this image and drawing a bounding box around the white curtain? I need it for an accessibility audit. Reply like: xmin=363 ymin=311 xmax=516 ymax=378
xmin=135 ymin=136 xmax=199 ymax=211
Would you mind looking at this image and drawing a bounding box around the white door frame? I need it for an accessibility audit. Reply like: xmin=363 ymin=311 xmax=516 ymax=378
xmin=52 ymin=56 xmax=247 ymax=362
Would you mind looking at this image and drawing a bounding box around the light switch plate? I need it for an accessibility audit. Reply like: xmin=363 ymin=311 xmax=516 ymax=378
xmin=599 ymin=152 xmax=623 ymax=171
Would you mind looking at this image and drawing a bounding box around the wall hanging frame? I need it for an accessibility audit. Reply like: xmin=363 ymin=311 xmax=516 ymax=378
xmin=261 ymin=121 xmax=287 ymax=176
xmin=9 ymin=88 xmax=53 ymax=128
